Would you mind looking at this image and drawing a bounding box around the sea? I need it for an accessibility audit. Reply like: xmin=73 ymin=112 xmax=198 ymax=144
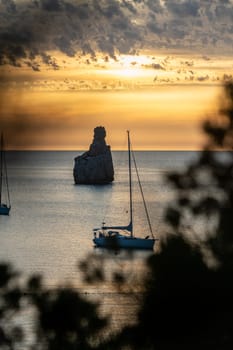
xmin=0 ymin=150 xmax=199 ymax=343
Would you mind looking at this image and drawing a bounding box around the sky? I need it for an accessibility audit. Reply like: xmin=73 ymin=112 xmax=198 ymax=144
xmin=0 ymin=0 xmax=233 ymax=150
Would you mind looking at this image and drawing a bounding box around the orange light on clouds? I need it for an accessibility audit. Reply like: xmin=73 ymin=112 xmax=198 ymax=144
xmin=1 ymin=52 xmax=230 ymax=150
xmin=0 ymin=84 xmax=219 ymax=150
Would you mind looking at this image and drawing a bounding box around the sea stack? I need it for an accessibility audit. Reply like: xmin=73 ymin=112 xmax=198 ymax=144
xmin=73 ymin=126 xmax=114 ymax=184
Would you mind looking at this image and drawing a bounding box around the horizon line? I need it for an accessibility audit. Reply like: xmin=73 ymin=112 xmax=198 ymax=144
xmin=5 ymin=148 xmax=218 ymax=152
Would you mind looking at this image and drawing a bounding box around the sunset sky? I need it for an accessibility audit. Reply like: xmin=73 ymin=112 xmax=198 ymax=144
xmin=0 ymin=0 xmax=233 ymax=150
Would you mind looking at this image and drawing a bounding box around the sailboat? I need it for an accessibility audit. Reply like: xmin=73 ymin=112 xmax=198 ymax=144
xmin=93 ymin=131 xmax=158 ymax=250
xmin=0 ymin=133 xmax=11 ymax=215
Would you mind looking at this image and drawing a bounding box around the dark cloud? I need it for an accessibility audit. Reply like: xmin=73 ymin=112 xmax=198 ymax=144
xmin=98 ymin=37 xmax=116 ymax=60
xmin=215 ymin=3 xmax=233 ymax=20
xmin=167 ymin=21 xmax=186 ymax=40
xmin=0 ymin=0 xmax=232 ymax=70
xmin=142 ymin=63 xmax=165 ymax=70
xmin=146 ymin=0 xmax=163 ymax=13
xmin=147 ymin=21 xmax=163 ymax=35
xmin=54 ymin=36 xmax=76 ymax=57
xmin=40 ymin=0 xmax=62 ymax=12
xmin=25 ymin=61 xmax=40 ymax=71
xmin=0 ymin=29 xmax=32 ymax=65
xmin=76 ymin=4 xmax=90 ymax=19
xmin=81 ymin=42 xmax=96 ymax=57
xmin=1 ymin=0 xmax=17 ymax=13
xmin=122 ymin=0 xmax=137 ymax=14
xmin=164 ymin=0 xmax=199 ymax=17
xmin=103 ymin=0 xmax=122 ymax=18
xmin=197 ymin=75 xmax=209 ymax=82
xmin=0 ymin=0 xmax=142 ymax=67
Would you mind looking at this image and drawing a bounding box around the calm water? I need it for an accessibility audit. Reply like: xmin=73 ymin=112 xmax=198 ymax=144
xmin=0 ymin=151 xmax=198 ymax=337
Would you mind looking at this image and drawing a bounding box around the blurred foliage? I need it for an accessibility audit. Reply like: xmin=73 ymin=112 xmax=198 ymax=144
xmin=131 ymin=82 xmax=233 ymax=349
xmin=165 ymin=82 xmax=233 ymax=262
xmin=0 ymin=267 xmax=108 ymax=350
xmin=97 ymin=82 xmax=233 ymax=349
xmin=0 ymin=263 xmax=24 ymax=349
xmin=28 ymin=282 xmax=108 ymax=350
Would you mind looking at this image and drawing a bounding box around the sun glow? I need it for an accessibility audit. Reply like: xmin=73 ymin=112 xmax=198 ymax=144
xmin=113 ymin=67 xmax=144 ymax=78
xmin=119 ymin=54 xmax=151 ymax=66
xmin=1 ymin=50 xmax=230 ymax=150
xmin=109 ymin=54 xmax=153 ymax=78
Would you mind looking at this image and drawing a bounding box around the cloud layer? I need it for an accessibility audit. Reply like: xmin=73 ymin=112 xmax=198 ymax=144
xmin=0 ymin=0 xmax=233 ymax=69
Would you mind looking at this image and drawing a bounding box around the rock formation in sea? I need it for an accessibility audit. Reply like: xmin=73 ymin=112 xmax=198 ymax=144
xmin=73 ymin=126 xmax=114 ymax=184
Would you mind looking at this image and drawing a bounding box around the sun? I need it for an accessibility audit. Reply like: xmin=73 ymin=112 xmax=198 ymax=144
xmin=109 ymin=54 xmax=153 ymax=78
xmin=115 ymin=67 xmax=143 ymax=77
xmin=120 ymin=54 xmax=151 ymax=66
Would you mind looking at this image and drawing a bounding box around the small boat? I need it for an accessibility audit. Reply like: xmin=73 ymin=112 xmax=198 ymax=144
xmin=0 ymin=133 xmax=11 ymax=215
xmin=93 ymin=131 xmax=158 ymax=250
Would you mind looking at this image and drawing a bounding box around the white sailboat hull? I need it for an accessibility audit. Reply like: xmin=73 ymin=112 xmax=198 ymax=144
xmin=92 ymin=131 xmax=158 ymax=251
xmin=93 ymin=235 xmax=156 ymax=250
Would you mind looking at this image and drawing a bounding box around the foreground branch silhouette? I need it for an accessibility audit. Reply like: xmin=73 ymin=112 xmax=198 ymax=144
xmin=0 ymin=265 xmax=108 ymax=350
xmin=99 ymin=82 xmax=233 ymax=349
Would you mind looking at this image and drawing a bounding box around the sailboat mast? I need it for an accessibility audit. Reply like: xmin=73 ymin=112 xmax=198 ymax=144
xmin=3 ymin=138 xmax=10 ymax=206
xmin=0 ymin=133 xmax=3 ymax=205
xmin=127 ymin=130 xmax=133 ymax=237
